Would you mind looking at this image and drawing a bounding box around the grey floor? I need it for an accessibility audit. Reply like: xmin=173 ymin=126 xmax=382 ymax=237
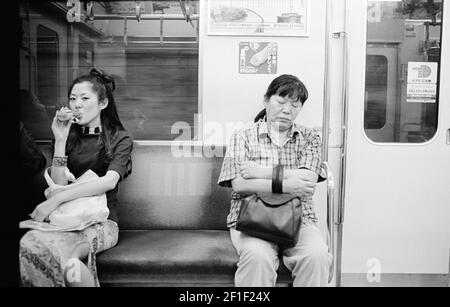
xmin=339 ymin=274 xmax=449 ymax=287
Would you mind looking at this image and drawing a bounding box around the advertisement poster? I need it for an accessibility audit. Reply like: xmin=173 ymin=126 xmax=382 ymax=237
xmin=239 ymin=42 xmax=277 ymax=74
xmin=406 ymin=62 xmax=438 ymax=103
xmin=208 ymin=0 xmax=309 ymax=36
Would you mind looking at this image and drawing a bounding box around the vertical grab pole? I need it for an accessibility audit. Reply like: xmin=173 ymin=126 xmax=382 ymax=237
xmin=324 ymin=162 xmax=335 ymax=284
xmin=335 ymin=0 xmax=350 ymax=288
xmin=448 ymin=245 xmax=450 ymax=287
xmin=322 ymin=0 xmax=332 ymax=162
xmin=321 ymin=0 xmax=335 ymax=286
xmin=160 ymin=16 xmax=164 ymax=46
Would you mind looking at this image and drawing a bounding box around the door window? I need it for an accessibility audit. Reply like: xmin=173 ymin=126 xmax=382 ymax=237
xmin=364 ymin=0 xmax=443 ymax=143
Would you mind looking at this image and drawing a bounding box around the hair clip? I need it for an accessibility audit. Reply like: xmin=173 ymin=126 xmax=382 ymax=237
xmin=89 ymin=68 xmax=115 ymax=91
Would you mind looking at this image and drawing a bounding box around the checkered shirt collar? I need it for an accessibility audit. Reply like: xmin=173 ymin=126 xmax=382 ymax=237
xmin=257 ymin=117 xmax=300 ymax=142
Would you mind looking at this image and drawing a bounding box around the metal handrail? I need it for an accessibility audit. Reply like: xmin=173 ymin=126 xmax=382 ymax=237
xmin=323 ymin=161 xmax=335 ymax=283
xmin=92 ymin=14 xmax=199 ymax=21
xmin=321 ymin=0 xmax=336 ymax=285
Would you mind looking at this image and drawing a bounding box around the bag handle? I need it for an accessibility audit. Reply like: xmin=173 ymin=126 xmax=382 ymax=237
xmin=44 ymin=167 xmax=56 ymax=188
xmin=44 ymin=166 xmax=76 ymax=188
xmin=256 ymin=192 xmax=300 ymax=206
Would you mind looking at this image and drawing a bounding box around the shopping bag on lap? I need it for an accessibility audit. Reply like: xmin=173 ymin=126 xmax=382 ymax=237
xmin=20 ymin=167 xmax=109 ymax=231
xmin=44 ymin=167 xmax=109 ymax=227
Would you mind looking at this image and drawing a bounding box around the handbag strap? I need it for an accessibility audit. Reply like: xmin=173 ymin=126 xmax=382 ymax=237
xmin=272 ymin=164 xmax=283 ymax=194
xmin=44 ymin=166 xmax=76 ymax=187
xmin=44 ymin=167 xmax=56 ymax=188
xmin=271 ymin=164 xmax=277 ymax=193
xmin=256 ymin=192 xmax=300 ymax=206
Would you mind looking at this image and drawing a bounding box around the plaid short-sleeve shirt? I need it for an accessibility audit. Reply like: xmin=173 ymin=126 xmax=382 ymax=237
xmin=217 ymin=119 xmax=326 ymax=228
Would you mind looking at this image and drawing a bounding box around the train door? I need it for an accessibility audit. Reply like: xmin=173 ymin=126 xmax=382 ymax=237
xmin=342 ymin=0 xmax=450 ymax=283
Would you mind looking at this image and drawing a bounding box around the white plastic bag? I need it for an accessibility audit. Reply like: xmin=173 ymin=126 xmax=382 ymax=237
xmin=43 ymin=167 xmax=109 ymax=227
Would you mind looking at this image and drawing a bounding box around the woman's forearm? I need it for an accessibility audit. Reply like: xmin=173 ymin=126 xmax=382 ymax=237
xmin=249 ymin=167 xmax=317 ymax=181
xmin=51 ymin=171 xmax=119 ymax=205
xmin=51 ymin=140 xmax=69 ymax=185
xmin=284 ymin=169 xmax=318 ymax=182
xmin=232 ymin=172 xmax=316 ymax=197
xmin=231 ymin=177 xmax=272 ymax=194
xmin=252 ymin=167 xmax=318 ymax=182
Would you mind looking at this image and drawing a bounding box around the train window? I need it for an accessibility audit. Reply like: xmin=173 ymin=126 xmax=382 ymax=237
xmin=19 ymin=1 xmax=199 ymax=141
xmin=19 ymin=24 xmax=60 ymax=139
xmin=364 ymin=0 xmax=442 ymax=143
xmin=36 ymin=25 xmax=59 ymax=108
xmin=365 ymin=55 xmax=388 ymax=130
xmin=78 ymin=36 xmax=95 ymax=75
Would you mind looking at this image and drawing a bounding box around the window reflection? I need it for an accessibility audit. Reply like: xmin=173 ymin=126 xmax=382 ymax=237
xmin=19 ymin=1 xmax=199 ymax=140
xmin=365 ymin=55 xmax=388 ymax=130
xmin=37 ymin=25 xmax=59 ymax=108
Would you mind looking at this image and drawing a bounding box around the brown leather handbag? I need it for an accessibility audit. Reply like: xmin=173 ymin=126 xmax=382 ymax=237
xmin=235 ymin=164 xmax=302 ymax=247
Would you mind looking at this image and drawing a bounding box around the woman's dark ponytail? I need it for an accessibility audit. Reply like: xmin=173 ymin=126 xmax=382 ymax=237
xmin=89 ymin=68 xmax=116 ymax=92
xmin=254 ymin=109 xmax=267 ymax=123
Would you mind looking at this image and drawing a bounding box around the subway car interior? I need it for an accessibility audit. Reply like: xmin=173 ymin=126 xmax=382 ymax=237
xmin=18 ymin=0 xmax=449 ymax=287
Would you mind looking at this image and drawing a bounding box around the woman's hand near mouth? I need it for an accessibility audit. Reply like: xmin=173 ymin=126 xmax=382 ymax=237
xmin=53 ymin=107 xmax=73 ymax=142
xmin=56 ymin=107 xmax=74 ymax=122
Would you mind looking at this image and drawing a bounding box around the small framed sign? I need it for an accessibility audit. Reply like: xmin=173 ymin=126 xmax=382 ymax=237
xmin=406 ymin=62 xmax=438 ymax=103
xmin=239 ymin=42 xmax=277 ymax=74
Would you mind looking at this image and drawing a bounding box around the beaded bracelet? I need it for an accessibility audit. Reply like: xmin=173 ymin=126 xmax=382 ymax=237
xmin=52 ymin=156 xmax=68 ymax=167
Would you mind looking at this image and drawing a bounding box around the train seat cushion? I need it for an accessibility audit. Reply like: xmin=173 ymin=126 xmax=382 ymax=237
xmin=96 ymin=230 xmax=239 ymax=284
xmin=96 ymin=229 xmax=293 ymax=285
